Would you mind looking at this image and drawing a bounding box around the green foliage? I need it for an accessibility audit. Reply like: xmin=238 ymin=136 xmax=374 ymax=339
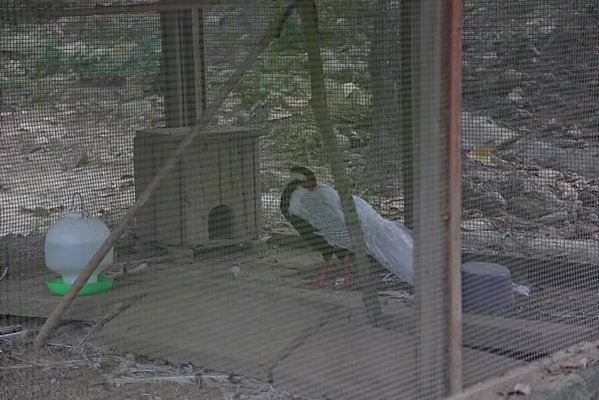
xmin=0 ymin=77 xmax=27 ymax=91
xmin=69 ymin=32 xmax=160 ymax=87
xmin=286 ymin=129 xmax=322 ymax=162
xmin=237 ymin=51 xmax=307 ymax=108
xmin=293 ymin=133 xmax=321 ymax=161
xmin=29 ymin=34 xmax=64 ymax=77
xmin=276 ymin=13 xmax=304 ymax=51
xmin=28 ymin=79 xmax=49 ymax=103
xmin=261 ymin=52 xmax=285 ymax=72
xmin=3 ymin=0 xmax=81 ymax=9
xmin=27 ymin=17 xmax=160 ymax=90
xmin=238 ymin=72 xmax=272 ymax=108
xmin=261 ymin=51 xmax=305 ymax=73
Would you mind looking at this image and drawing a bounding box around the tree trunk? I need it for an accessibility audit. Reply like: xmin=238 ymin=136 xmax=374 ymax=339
xmin=298 ymin=0 xmax=382 ymax=325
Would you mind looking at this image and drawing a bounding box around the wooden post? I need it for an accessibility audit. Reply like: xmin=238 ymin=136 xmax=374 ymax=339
xmin=159 ymin=4 xmax=208 ymax=127
xmin=133 ymin=2 xmax=207 ymax=252
xmin=412 ymin=0 xmax=459 ymax=398
xmin=447 ymin=0 xmax=464 ymax=394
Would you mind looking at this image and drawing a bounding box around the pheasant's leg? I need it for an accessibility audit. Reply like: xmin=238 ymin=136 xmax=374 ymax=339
xmin=343 ymin=255 xmax=350 ymax=286
xmin=332 ymin=255 xmax=350 ymax=289
xmin=307 ymin=258 xmax=333 ymax=286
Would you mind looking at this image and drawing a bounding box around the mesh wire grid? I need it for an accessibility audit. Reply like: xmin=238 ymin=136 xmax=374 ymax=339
xmin=0 ymin=1 xmax=598 ymax=399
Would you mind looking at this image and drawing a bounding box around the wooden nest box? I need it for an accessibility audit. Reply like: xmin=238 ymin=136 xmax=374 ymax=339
xmin=134 ymin=126 xmax=262 ymax=249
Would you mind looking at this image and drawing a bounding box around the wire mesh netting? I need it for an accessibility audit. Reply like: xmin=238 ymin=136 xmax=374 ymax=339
xmin=0 ymin=0 xmax=598 ymax=399
xmin=459 ymin=0 xmax=599 ymax=388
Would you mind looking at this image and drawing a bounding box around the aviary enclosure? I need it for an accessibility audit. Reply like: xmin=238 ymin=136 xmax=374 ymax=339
xmin=1 ymin=1 xmax=598 ymax=399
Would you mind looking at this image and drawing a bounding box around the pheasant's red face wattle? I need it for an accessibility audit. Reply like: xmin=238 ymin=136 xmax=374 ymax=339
xmin=303 ymin=179 xmax=317 ymax=191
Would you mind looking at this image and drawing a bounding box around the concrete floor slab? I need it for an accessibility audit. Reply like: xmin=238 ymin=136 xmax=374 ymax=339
xmin=97 ymin=267 xmax=523 ymax=399
xmin=97 ymin=271 xmax=334 ymax=381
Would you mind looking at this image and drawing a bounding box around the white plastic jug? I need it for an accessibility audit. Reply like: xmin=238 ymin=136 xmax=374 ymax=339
xmin=44 ymin=211 xmax=113 ymax=284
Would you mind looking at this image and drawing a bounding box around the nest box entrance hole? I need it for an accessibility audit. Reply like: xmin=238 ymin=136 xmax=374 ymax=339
xmin=208 ymin=205 xmax=234 ymax=240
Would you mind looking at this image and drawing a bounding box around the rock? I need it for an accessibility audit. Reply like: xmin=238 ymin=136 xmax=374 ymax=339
xmin=567 ymin=126 xmax=584 ymax=137
xmin=462 ymin=112 xmax=519 ymax=151
xmin=347 ymin=130 xmax=367 ymax=149
xmin=557 ymin=181 xmax=579 ymax=202
xmin=342 ymin=82 xmax=359 ymax=97
xmin=34 ymin=136 xmax=49 ymax=145
xmin=564 ymin=224 xmax=597 ymax=240
xmin=501 ymin=69 xmax=525 ymax=83
xmin=462 ymin=219 xmax=496 ymax=231
xmin=507 ymin=192 xmax=563 ymax=218
xmin=462 ymin=230 xmax=517 ymax=254
xmin=507 ymin=87 xmax=525 ymax=103
xmin=501 ymin=139 xmax=599 ymax=177
xmin=283 ymin=95 xmax=308 ymax=108
xmin=526 ymin=238 xmax=599 ymax=264
xmin=534 ymin=168 xmax=563 ymax=187
xmin=465 ymin=191 xmax=507 ymax=217
xmin=335 ymin=133 xmax=350 ymax=149
xmin=268 ymin=108 xmax=292 ymax=121
xmin=500 ymin=139 xmax=565 ymax=168
xmin=481 ymin=52 xmax=498 ymax=61
xmin=526 ymin=17 xmax=556 ymax=35
xmin=538 ymin=210 xmax=570 ymax=224
xmin=579 ymin=188 xmax=599 ymax=208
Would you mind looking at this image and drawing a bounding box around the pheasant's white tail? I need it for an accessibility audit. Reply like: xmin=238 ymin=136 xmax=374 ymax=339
xmin=354 ymin=197 xmax=414 ymax=285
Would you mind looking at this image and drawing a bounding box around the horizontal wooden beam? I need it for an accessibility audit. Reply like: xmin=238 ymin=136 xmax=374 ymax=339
xmin=0 ymin=3 xmax=159 ymax=21
xmin=0 ymin=0 xmax=228 ymax=22
xmin=160 ymin=0 xmax=228 ymax=10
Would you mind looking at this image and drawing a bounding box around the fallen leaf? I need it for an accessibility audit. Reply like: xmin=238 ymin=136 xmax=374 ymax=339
xmin=468 ymin=146 xmax=494 ymax=165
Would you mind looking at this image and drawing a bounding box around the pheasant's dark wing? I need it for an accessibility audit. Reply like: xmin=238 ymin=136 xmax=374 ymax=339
xmin=280 ymin=182 xmax=342 ymax=259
